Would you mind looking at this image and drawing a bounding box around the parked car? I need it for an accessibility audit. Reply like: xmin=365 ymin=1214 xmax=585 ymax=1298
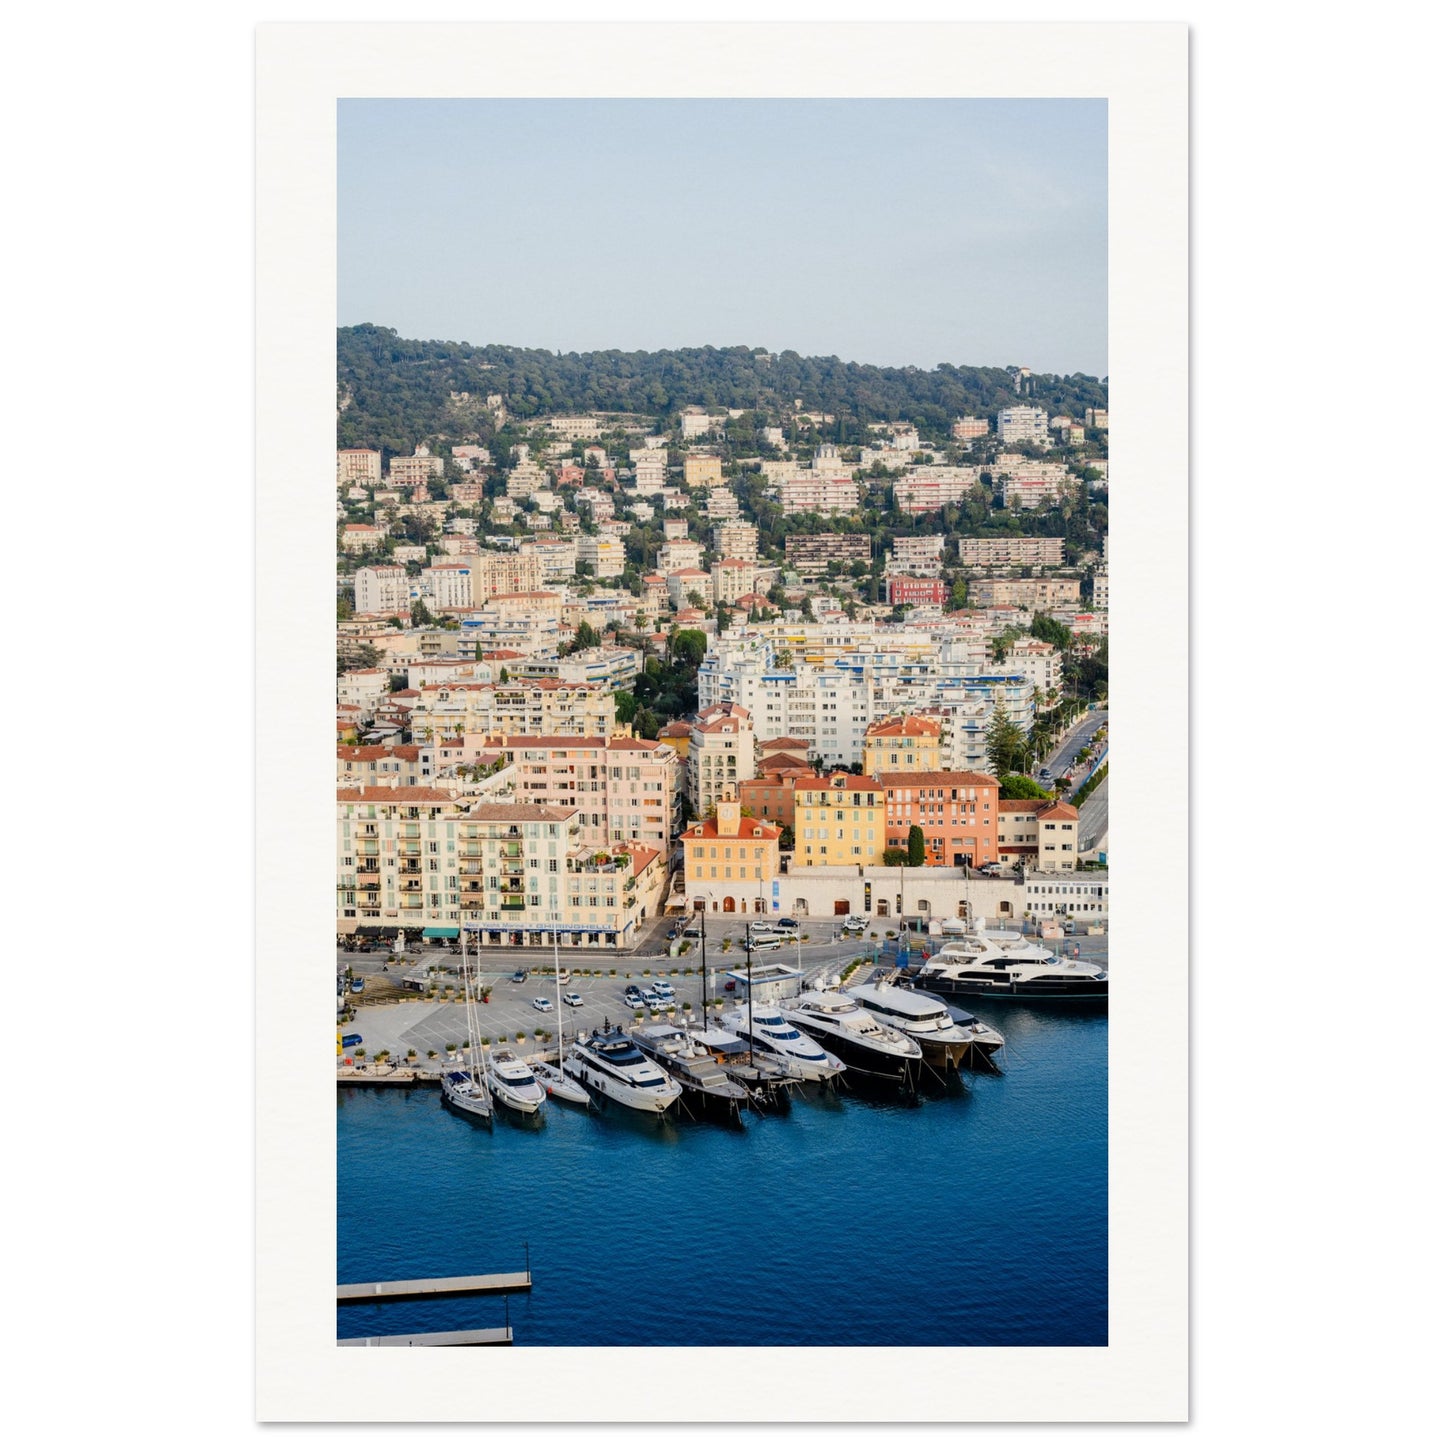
xmin=723 ymin=979 xmax=737 ymax=992
xmin=750 ymin=937 xmax=783 ymax=953
xmin=340 ymin=1033 xmax=363 ymax=1049
xmin=652 ymin=982 xmax=675 ymax=1002
xmin=1062 ymin=920 xmax=1077 ymax=935
xmin=556 ymin=969 xmax=571 ymax=985
xmin=349 ymin=979 xmax=365 ymax=993
xmin=682 ymin=925 xmax=701 ymax=939
xmin=666 ymin=927 xmax=680 ymax=941
xmin=775 ymin=918 xmax=799 ymax=933
xmin=510 ymin=969 xmax=528 ymax=984
xmin=843 ymin=914 xmax=869 ymax=931
xmin=977 ymin=862 xmax=1002 ymax=877
xmin=531 ymin=996 xmax=553 ymax=1012
xmin=624 ymin=985 xmax=645 ymax=1008
xmin=641 ymin=989 xmax=662 ymax=1009
xmin=562 ymin=992 xmax=583 ymax=1008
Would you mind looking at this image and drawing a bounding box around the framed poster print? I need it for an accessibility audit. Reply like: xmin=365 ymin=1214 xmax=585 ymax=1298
xmin=257 ymin=20 xmax=1186 ymax=1423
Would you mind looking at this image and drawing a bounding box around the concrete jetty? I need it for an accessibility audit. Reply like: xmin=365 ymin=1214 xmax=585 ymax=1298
xmin=337 ymin=1271 xmax=531 ymax=1303
xmin=339 ymin=1326 xmax=513 ymax=1347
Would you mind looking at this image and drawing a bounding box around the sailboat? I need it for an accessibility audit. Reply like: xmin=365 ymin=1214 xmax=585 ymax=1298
xmin=533 ymin=936 xmax=591 ymax=1106
xmin=440 ymin=919 xmax=493 ymax=1125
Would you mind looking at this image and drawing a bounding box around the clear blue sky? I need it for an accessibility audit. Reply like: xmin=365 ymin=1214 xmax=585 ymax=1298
xmin=339 ymin=99 xmax=1106 ymax=377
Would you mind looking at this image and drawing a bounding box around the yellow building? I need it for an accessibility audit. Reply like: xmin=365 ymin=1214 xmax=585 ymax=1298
xmin=792 ymin=773 xmax=887 ymax=868
xmin=683 ymin=789 xmax=780 ymax=914
xmin=683 ymin=454 xmax=724 ymax=488
xmin=861 ymin=715 xmax=944 ymax=776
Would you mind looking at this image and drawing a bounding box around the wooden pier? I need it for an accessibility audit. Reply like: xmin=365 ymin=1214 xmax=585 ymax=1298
xmin=337 ymin=1270 xmax=531 ymax=1304
xmin=339 ymin=1326 xmax=513 ymax=1347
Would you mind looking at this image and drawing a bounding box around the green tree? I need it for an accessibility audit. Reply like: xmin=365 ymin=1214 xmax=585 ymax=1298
xmin=410 ymin=598 xmax=434 ymax=627
xmin=570 ymin=620 xmax=602 ymax=653
xmin=907 ymin=825 xmax=926 ymax=867
xmin=997 ymin=773 xmax=1050 ymax=800
xmin=882 ymin=847 xmax=908 ymax=867
xmin=986 ymin=703 xmax=1030 ymax=777
xmin=614 ymin=690 xmax=639 ymax=725
xmin=672 ymin=629 xmax=708 ymax=668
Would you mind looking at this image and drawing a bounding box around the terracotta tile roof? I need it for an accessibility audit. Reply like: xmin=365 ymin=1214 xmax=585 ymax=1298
xmin=875 ymin=770 xmax=1001 ymax=788
xmin=462 ymin=803 xmax=579 ymax=822
xmin=864 ymin=715 xmax=943 ymax=738
xmin=337 ymin=744 xmax=421 ymax=762
xmin=761 ymin=736 xmax=811 ymax=750
xmin=683 ymin=816 xmax=782 ymax=842
xmin=336 ymin=787 xmax=459 ymax=803
xmin=1037 ymin=802 xmax=1079 ymax=820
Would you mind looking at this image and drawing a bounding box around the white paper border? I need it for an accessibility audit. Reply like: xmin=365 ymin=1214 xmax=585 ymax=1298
xmin=257 ymin=21 xmax=1187 ymax=1423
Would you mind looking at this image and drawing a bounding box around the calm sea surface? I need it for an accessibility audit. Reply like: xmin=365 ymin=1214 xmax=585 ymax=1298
xmin=337 ymin=1004 xmax=1107 ymax=1347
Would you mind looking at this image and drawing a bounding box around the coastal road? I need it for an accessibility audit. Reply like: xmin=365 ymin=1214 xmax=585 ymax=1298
xmin=1077 ymin=775 xmax=1109 ymax=852
xmin=1046 ymin=708 xmax=1107 ymax=777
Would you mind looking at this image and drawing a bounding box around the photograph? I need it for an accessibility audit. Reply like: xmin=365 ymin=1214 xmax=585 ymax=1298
xmin=332 ymin=96 xmax=1111 ymax=1350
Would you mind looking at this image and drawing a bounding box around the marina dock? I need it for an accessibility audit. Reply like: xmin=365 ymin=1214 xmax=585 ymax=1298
xmin=337 ymin=1270 xmax=532 ymax=1303
xmin=339 ymin=1327 xmax=513 ymax=1347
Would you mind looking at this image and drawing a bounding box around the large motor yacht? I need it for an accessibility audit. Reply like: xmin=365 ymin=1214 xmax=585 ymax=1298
xmin=846 ymin=979 xmax=1004 ymax=1071
xmin=563 ymin=1024 xmax=684 ymax=1115
xmin=630 ymin=1023 xmax=751 ymax=1122
xmin=486 ymin=1049 xmax=548 ymax=1116
xmin=909 ymin=930 xmax=1108 ymax=1005
xmin=782 ymin=990 xmax=922 ymax=1085
xmin=721 ymin=1005 xmax=847 ymax=1084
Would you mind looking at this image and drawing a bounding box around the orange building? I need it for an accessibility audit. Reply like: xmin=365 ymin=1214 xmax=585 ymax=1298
xmin=683 ymin=789 xmax=781 ymax=914
xmin=878 ymin=770 xmax=1001 ymax=868
xmin=738 ymin=765 xmax=816 ymax=831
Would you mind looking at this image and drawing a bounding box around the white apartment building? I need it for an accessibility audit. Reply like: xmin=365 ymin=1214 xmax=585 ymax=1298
xmin=775 ymin=477 xmax=861 ymax=515
xmin=888 ymin=535 xmax=946 ymax=576
xmin=892 ymin=467 xmax=987 ymax=514
xmin=407 ymin=678 xmax=617 ymax=743
xmin=544 ymin=415 xmax=603 ymax=440
xmin=712 ymin=520 xmax=759 ymax=560
xmin=951 ymin=417 xmax=990 ymax=442
xmin=687 ymin=703 xmax=757 ymax=817
xmin=420 ymin=563 xmax=477 ymax=612
xmin=659 ymin=538 xmax=704 ymax=573
xmin=516 ymin=646 xmax=642 ymax=691
xmin=1003 ymin=637 xmax=1064 ymax=703
xmin=706 ymin=488 xmax=741 ymax=520
xmin=470 ymin=550 xmax=545 ymax=600
xmin=711 ymin=558 xmax=758 ymax=606
xmin=340 ymin=523 xmax=386 ymax=553
xmin=958 ymin=536 xmax=1065 ymax=567
xmin=633 ymin=453 xmax=669 ymax=491
xmin=354 ymin=565 xmax=412 ymax=615
xmin=389 ymin=446 xmax=445 ymax=485
xmin=457 ymin=591 xmax=565 ymax=654
xmin=996 ymin=406 xmax=1052 ymax=445
xmin=666 ymin=569 xmax=711 ymax=608
xmin=662 ymin=518 xmax=690 ymax=541
xmin=680 ymin=408 xmax=722 ymax=438
xmin=506 ymin=450 xmax=550 ymax=498
xmin=337 ymin=448 xmax=383 ymax=485
xmin=521 ymin=537 xmax=579 ymax=581
xmin=577 ymin=534 xmax=626 ymax=578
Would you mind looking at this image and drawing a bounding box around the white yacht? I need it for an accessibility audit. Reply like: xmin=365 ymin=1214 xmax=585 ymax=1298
xmin=630 ymin=1023 xmax=751 ymax=1121
xmin=531 ymin=1059 xmax=591 ymax=1106
xmin=563 ymin=1025 xmax=684 ymax=1115
xmin=486 ymin=1049 xmax=547 ymax=1116
xmin=440 ymin=1066 xmax=493 ymax=1122
xmin=846 ymin=979 xmax=1004 ymax=1071
xmin=782 ymin=990 xmax=921 ymax=1084
xmin=721 ymin=1004 xmax=846 ymax=1083
xmin=440 ymin=923 xmax=492 ymax=1125
xmin=911 ymin=930 xmax=1108 ymax=1005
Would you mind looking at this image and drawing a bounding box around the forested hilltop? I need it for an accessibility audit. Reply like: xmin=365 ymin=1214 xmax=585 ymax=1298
xmin=337 ymin=323 xmax=1107 ymax=455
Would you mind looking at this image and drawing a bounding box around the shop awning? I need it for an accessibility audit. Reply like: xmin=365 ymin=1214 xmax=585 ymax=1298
xmin=355 ymin=925 xmax=389 ymax=937
xmin=422 ymin=927 xmax=460 ymax=939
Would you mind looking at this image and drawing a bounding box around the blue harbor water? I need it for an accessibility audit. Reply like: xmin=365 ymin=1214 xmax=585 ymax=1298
xmin=337 ymin=1004 xmax=1106 ymax=1347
